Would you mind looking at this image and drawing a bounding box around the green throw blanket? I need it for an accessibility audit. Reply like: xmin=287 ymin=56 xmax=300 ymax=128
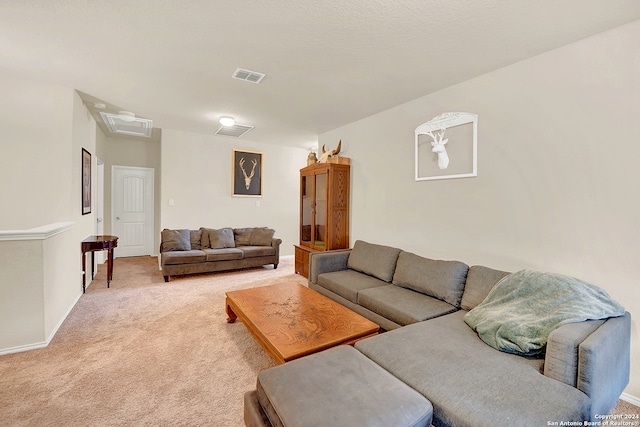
xmin=463 ymin=269 xmax=625 ymax=356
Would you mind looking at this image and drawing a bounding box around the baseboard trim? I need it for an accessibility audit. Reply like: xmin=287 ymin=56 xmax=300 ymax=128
xmin=0 ymin=291 xmax=82 ymax=356
xmin=621 ymin=392 xmax=640 ymax=407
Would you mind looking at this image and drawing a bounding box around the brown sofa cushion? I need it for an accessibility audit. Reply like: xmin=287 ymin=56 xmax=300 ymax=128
xmin=249 ymin=227 xmax=275 ymax=246
xmin=241 ymin=246 xmax=276 ymax=258
xmin=203 ymin=248 xmax=244 ymax=261
xmin=161 ymin=229 xmax=191 ymax=251
xmin=234 ymin=228 xmax=253 ymax=246
xmin=190 ymin=230 xmax=202 ymax=250
xmin=208 ymin=227 xmax=235 ymax=249
xmin=162 ymin=250 xmax=206 ymax=265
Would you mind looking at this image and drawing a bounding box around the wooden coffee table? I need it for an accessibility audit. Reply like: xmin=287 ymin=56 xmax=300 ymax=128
xmin=226 ymin=282 xmax=379 ymax=364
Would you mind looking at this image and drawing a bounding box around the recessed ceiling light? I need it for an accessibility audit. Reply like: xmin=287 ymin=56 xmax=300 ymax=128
xmin=94 ymin=102 xmax=107 ymax=109
xmin=219 ymin=116 xmax=235 ymax=127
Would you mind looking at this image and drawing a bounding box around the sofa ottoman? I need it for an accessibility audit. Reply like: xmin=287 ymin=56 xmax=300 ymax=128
xmin=245 ymin=345 xmax=433 ymax=427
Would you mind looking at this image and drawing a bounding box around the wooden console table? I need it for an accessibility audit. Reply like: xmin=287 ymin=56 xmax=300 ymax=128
xmin=81 ymin=235 xmax=118 ymax=293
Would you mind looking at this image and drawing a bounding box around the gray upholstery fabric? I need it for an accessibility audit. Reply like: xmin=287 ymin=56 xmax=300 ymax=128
xmin=202 ymin=248 xmax=243 ymax=261
xmin=249 ymin=227 xmax=275 ymax=246
xmin=358 ymin=285 xmax=458 ymax=326
xmin=257 ymin=345 xmax=433 ymax=427
xmin=189 ymin=229 xmax=202 ymax=250
xmin=460 ymin=265 xmax=510 ymax=310
xmin=161 ymin=250 xmax=206 ymax=265
xmin=241 ymin=246 xmax=276 ymax=258
xmin=577 ymin=312 xmax=631 ymax=418
xmin=545 ymin=319 xmax=605 ymax=387
xmin=161 ymin=229 xmax=191 ymax=251
xmin=206 ymin=227 xmax=235 ymax=249
xmin=347 ymin=240 xmax=401 ymax=282
xmin=308 ymin=249 xmax=351 ymax=285
xmin=317 ymin=269 xmax=388 ymax=303
xmin=234 ymin=227 xmax=253 ymax=246
xmin=392 ymin=251 xmax=468 ymax=307
xmin=355 ymin=311 xmax=591 ymax=426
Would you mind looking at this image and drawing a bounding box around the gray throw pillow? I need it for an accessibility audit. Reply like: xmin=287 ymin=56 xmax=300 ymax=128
xmin=161 ymin=229 xmax=191 ymax=251
xmin=250 ymin=227 xmax=275 ymax=246
xmin=234 ymin=228 xmax=253 ymax=246
xmin=347 ymin=240 xmax=401 ymax=283
xmin=208 ymin=227 xmax=235 ymax=249
xmin=392 ymin=251 xmax=469 ymax=307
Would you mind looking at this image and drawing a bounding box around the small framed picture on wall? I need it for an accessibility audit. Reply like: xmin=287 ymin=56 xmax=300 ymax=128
xmin=82 ymin=148 xmax=92 ymax=214
xmin=232 ymin=149 xmax=263 ymax=197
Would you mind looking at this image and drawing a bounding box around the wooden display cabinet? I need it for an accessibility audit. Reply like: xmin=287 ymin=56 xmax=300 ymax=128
xmin=295 ymin=162 xmax=350 ymax=278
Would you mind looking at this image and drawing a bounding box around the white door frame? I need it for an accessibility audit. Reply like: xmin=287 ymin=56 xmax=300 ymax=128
xmin=96 ymin=159 xmax=105 ymax=264
xmin=111 ymin=165 xmax=155 ymax=258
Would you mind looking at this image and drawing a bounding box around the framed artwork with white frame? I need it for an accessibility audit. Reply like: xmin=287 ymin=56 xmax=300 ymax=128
xmin=232 ymin=149 xmax=263 ymax=197
xmin=415 ymin=112 xmax=478 ymax=181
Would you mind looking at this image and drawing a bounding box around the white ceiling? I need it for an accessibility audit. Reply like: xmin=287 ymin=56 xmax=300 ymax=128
xmin=2 ymin=1 xmax=640 ymax=149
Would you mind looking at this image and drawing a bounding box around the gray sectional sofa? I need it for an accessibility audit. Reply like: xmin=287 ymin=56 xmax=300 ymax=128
xmin=245 ymin=240 xmax=631 ymax=427
xmin=160 ymin=227 xmax=281 ymax=282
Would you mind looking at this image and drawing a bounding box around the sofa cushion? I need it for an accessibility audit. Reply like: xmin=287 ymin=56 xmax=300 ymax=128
xmin=355 ymin=311 xmax=591 ymax=427
xmin=358 ymin=285 xmax=458 ymax=326
xmin=249 ymin=227 xmax=275 ymax=246
xmin=257 ymin=345 xmax=433 ymax=427
xmin=460 ymin=265 xmax=511 ymax=310
xmin=347 ymin=240 xmax=401 ymax=283
xmin=392 ymin=251 xmax=469 ymax=307
xmin=162 ymin=250 xmax=206 ymax=265
xmin=317 ymin=270 xmax=388 ymax=304
xmin=202 ymin=248 xmax=244 ymax=262
xmin=161 ymin=229 xmax=191 ymax=251
xmin=233 ymin=227 xmax=254 ymax=246
xmin=240 ymin=246 xmax=276 ymax=258
xmin=189 ymin=229 xmax=202 ymax=250
xmin=207 ymin=227 xmax=235 ymax=249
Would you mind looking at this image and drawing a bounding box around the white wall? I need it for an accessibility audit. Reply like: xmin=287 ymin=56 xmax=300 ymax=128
xmin=0 ymin=73 xmax=74 ymax=228
xmin=160 ymin=129 xmax=308 ymax=256
xmin=320 ymin=20 xmax=640 ymax=401
xmin=0 ymin=76 xmax=97 ymax=353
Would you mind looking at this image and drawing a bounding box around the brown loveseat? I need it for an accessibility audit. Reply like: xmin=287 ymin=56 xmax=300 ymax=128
xmin=160 ymin=227 xmax=281 ymax=282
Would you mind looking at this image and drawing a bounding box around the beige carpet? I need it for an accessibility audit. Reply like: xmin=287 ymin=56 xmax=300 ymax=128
xmin=0 ymin=256 xmax=305 ymax=426
xmin=0 ymin=256 xmax=637 ymax=426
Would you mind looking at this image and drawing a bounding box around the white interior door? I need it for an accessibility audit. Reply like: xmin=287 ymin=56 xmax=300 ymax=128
xmin=96 ymin=160 xmax=105 ymax=264
xmin=112 ymin=166 xmax=154 ymax=258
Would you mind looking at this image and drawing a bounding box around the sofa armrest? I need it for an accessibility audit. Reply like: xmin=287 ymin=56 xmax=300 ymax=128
xmin=270 ymin=237 xmax=282 ymax=248
xmin=308 ymin=249 xmax=351 ymax=285
xmin=578 ymin=312 xmax=631 ymax=418
xmin=545 ymin=318 xmax=606 ymax=387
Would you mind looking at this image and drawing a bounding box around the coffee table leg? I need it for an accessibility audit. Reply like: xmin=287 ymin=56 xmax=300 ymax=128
xmin=226 ymin=300 xmax=237 ymax=323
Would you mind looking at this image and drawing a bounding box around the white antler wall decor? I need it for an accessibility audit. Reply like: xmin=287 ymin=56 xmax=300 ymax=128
xmin=415 ymin=112 xmax=478 ymax=181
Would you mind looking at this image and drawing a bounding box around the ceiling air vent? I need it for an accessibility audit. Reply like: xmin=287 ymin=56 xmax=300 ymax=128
xmin=215 ymin=124 xmax=254 ymax=138
xmin=99 ymin=112 xmax=153 ymax=138
xmin=232 ymin=68 xmax=266 ymax=84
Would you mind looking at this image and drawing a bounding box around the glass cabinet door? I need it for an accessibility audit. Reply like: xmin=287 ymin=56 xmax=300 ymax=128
xmin=301 ymin=175 xmax=312 ymax=245
xmin=314 ymin=172 xmax=327 ymax=249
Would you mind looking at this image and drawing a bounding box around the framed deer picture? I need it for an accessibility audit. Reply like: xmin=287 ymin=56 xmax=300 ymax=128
xmin=415 ymin=112 xmax=478 ymax=181
xmin=232 ymin=149 xmax=263 ymax=197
